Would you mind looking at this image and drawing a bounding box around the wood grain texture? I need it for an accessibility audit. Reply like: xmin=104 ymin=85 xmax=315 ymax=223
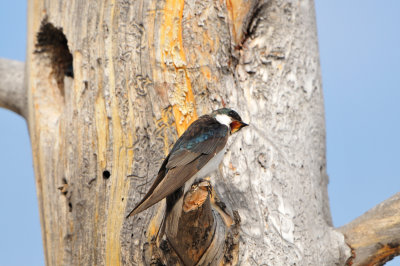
xmin=167 ymin=193 xmax=216 ymax=265
xmin=339 ymin=193 xmax=400 ymax=266
xmin=24 ymin=0 xmax=357 ymax=265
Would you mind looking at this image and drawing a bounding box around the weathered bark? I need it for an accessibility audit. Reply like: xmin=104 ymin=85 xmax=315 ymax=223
xmin=2 ymin=0 xmax=393 ymax=265
xmin=26 ymin=0 xmax=348 ymax=264
xmin=0 ymin=58 xmax=25 ymax=116
xmin=339 ymin=193 xmax=400 ymax=266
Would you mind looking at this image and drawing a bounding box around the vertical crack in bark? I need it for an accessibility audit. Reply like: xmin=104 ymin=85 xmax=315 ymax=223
xmin=224 ymin=0 xmax=271 ymax=96
xmin=225 ymin=0 xmax=269 ymax=63
xmin=242 ymin=2 xmax=271 ymax=45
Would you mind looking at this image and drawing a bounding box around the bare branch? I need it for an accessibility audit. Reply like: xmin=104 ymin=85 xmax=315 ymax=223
xmin=339 ymin=192 xmax=400 ymax=265
xmin=0 ymin=58 xmax=25 ymax=116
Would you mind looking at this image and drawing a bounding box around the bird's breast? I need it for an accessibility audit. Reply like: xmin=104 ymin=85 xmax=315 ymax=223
xmin=198 ymin=148 xmax=226 ymax=177
xmin=183 ymin=147 xmax=226 ymax=194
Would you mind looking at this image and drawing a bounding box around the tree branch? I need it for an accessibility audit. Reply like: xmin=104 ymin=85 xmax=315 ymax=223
xmin=339 ymin=192 xmax=400 ymax=265
xmin=0 ymin=58 xmax=25 ymax=116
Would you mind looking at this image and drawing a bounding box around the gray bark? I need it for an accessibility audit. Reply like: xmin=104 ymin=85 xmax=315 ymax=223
xmin=0 ymin=58 xmax=25 ymax=116
xmin=221 ymin=1 xmax=349 ymax=264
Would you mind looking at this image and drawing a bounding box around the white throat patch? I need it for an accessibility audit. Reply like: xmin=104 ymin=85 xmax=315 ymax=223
xmin=215 ymin=114 xmax=231 ymax=127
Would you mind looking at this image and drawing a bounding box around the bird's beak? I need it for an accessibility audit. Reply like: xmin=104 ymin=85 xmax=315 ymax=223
xmin=240 ymin=122 xmax=249 ymax=128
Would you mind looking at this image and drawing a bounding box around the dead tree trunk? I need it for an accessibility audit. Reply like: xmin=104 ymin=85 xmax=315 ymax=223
xmin=1 ymin=0 xmax=399 ymax=265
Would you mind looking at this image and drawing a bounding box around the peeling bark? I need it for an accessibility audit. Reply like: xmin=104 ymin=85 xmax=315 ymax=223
xmin=0 ymin=58 xmax=25 ymax=116
xmin=339 ymin=193 xmax=400 ymax=266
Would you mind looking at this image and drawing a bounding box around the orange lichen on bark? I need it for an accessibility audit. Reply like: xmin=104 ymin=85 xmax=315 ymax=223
xmin=369 ymin=243 xmax=400 ymax=265
xmin=160 ymin=0 xmax=198 ymax=136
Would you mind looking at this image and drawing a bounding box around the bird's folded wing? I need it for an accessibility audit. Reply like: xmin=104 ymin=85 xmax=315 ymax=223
xmin=126 ymin=115 xmax=228 ymax=218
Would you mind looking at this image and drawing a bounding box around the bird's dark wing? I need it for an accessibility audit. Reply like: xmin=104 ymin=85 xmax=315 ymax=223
xmin=126 ymin=115 xmax=228 ymax=218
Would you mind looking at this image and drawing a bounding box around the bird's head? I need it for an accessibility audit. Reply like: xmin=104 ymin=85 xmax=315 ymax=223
xmin=212 ymin=108 xmax=248 ymax=134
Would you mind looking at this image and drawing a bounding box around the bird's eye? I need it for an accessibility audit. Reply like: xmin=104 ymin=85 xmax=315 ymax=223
xmin=229 ymin=110 xmax=241 ymax=122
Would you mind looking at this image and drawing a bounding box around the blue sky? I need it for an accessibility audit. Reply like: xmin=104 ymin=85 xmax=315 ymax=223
xmin=0 ymin=1 xmax=399 ymax=265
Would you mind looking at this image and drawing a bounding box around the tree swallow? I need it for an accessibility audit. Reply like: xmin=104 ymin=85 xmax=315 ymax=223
xmin=127 ymin=108 xmax=248 ymax=218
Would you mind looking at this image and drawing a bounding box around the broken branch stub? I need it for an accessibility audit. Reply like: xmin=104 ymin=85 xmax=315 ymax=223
xmin=144 ymin=179 xmax=240 ymax=266
xmin=0 ymin=58 xmax=25 ymax=116
xmin=339 ymin=193 xmax=400 ymax=266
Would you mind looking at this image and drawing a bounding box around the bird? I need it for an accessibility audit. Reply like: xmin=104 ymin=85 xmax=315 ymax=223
xmin=126 ymin=108 xmax=248 ymax=219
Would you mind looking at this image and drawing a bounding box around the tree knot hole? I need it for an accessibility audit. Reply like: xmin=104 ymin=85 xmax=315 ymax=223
xmin=103 ymin=170 xmax=111 ymax=179
xmin=35 ymin=17 xmax=73 ymax=97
